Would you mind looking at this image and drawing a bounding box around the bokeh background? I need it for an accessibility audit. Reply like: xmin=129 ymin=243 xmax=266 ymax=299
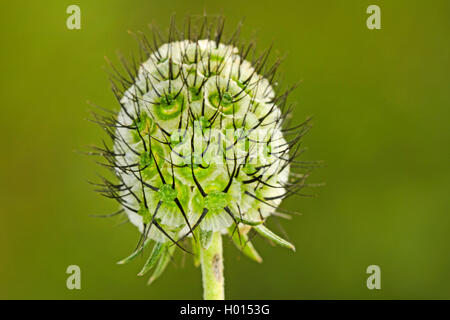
xmin=0 ymin=0 xmax=449 ymax=299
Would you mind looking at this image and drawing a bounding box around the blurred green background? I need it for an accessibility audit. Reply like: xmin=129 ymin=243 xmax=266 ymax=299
xmin=1 ymin=0 xmax=449 ymax=299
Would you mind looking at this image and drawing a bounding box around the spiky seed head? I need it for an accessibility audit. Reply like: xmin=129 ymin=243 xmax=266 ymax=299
xmin=94 ymin=17 xmax=314 ymax=280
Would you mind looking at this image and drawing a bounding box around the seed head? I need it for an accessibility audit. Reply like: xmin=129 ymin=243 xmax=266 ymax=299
xmin=92 ymin=16 xmax=315 ymax=283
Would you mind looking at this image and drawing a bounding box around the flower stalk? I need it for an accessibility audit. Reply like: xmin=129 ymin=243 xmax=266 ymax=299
xmin=199 ymin=232 xmax=224 ymax=300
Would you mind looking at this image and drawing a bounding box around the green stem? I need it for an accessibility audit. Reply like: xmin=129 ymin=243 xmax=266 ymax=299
xmin=200 ymin=232 xmax=224 ymax=300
